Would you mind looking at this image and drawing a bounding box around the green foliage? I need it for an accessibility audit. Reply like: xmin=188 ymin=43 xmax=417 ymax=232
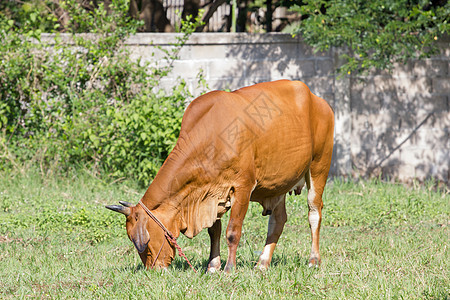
xmin=0 ymin=0 xmax=134 ymax=34
xmin=291 ymin=0 xmax=450 ymax=75
xmin=91 ymin=90 xmax=187 ymax=183
xmin=61 ymin=0 xmax=133 ymax=33
xmin=0 ymin=0 xmax=60 ymax=35
xmin=0 ymin=3 xmax=205 ymax=185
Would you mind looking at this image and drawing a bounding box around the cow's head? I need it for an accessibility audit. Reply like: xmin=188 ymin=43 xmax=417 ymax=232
xmin=105 ymin=201 xmax=176 ymax=269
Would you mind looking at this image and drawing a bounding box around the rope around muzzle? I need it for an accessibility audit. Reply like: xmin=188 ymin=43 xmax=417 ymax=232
xmin=138 ymin=200 xmax=197 ymax=273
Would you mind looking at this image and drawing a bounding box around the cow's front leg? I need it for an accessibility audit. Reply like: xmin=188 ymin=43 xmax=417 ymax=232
xmin=206 ymin=219 xmax=222 ymax=273
xmin=224 ymin=189 xmax=251 ymax=273
xmin=256 ymin=195 xmax=287 ymax=271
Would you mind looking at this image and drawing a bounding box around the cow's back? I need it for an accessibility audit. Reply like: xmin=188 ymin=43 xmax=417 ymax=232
xmin=177 ymin=80 xmax=323 ymax=198
xmin=232 ymin=80 xmax=316 ymax=197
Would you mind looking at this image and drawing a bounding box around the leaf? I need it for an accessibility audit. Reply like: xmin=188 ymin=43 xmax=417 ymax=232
xmin=30 ymin=13 xmax=37 ymax=23
xmin=89 ymin=134 xmax=99 ymax=147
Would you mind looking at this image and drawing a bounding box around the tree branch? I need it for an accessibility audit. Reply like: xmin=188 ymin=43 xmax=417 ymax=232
xmin=196 ymin=0 xmax=227 ymax=32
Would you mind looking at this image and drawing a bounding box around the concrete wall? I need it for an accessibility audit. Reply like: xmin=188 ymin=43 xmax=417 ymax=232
xmin=127 ymin=33 xmax=449 ymax=183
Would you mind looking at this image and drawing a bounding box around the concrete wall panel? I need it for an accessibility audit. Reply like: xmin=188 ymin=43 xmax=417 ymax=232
xmin=42 ymin=32 xmax=447 ymax=183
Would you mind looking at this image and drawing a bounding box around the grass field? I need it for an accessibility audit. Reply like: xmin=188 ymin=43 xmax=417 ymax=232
xmin=0 ymin=170 xmax=448 ymax=299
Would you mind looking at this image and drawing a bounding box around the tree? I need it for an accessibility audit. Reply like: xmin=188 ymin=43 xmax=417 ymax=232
xmin=182 ymin=0 xmax=200 ymax=21
xmin=1 ymin=0 xmax=132 ymax=33
xmin=196 ymin=0 xmax=227 ymax=31
xmin=128 ymin=0 xmax=174 ymax=32
xmin=290 ymin=0 xmax=450 ymax=75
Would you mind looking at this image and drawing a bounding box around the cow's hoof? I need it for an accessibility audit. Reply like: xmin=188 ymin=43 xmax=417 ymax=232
xmin=255 ymin=259 xmax=270 ymax=272
xmin=206 ymin=267 xmax=220 ymax=274
xmin=206 ymin=257 xmax=221 ymax=274
xmin=308 ymin=257 xmax=321 ymax=268
xmin=255 ymin=264 xmax=268 ymax=272
xmin=224 ymin=264 xmax=234 ymax=273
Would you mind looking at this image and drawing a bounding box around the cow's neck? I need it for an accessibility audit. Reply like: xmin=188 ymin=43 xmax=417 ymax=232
xmin=140 ymin=147 xmax=220 ymax=239
xmin=139 ymin=148 xmax=211 ymax=238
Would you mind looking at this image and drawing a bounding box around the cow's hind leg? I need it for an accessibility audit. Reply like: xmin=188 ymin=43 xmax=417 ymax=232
xmin=306 ymin=170 xmax=328 ymax=267
xmin=207 ymin=219 xmax=222 ymax=273
xmin=256 ymin=195 xmax=287 ymax=271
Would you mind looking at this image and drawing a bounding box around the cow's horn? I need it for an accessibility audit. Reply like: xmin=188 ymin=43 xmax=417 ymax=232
xmin=119 ymin=201 xmax=134 ymax=207
xmin=105 ymin=205 xmax=131 ymax=216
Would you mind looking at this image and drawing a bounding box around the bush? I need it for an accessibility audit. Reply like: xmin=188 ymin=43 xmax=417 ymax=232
xmin=0 ymin=2 xmax=205 ymax=186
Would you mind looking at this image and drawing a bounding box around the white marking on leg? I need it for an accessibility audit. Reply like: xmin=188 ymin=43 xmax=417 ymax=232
xmin=307 ymin=175 xmax=316 ymax=208
xmin=307 ymin=176 xmax=319 ymax=234
xmin=308 ymin=211 xmax=320 ymax=235
xmin=307 ymin=176 xmax=320 ymax=233
xmin=307 ymin=175 xmax=321 ymax=268
xmin=260 ymin=245 xmax=272 ymax=262
xmin=258 ymin=244 xmax=273 ymax=271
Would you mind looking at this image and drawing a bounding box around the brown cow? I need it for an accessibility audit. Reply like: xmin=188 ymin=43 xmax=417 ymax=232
xmin=106 ymin=80 xmax=334 ymax=272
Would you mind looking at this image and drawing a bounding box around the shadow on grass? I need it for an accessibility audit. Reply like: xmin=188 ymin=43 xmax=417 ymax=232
xmin=116 ymin=264 xmax=147 ymax=273
xmin=113 ymin=258 xmax=211 ymax=274
xmin=113 ymin=251 xmax=310 ymax=274
xmin=172 ymin=254 xmax=309 ymax=272
xmin=170 ymin=257 xmax=210 ymax=272
xmin=169 ymin=255 xmax=298 ymax=272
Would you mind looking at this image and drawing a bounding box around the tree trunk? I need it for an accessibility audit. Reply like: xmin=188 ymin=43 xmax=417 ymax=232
xmin=196 ymin=0 xmax=227 ymax=32
xmin=266 ymin=0 xmax=272 ymax=32
xmin=128 ymin=0 xmax=174 ymax=32
xmin=182 ymin=0 xmax=200 ymax=21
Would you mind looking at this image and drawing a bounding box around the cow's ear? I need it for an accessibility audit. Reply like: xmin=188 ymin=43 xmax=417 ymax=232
xmin=129 ymin=219 xmax=150 ymax=253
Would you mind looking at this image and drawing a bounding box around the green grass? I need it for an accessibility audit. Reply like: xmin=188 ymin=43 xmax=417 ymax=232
xmin=0 ymin=170 xmax=449 ymax=299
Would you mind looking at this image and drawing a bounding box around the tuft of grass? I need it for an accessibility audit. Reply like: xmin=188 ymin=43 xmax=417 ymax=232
xmin=0 ymin=170 xmax=448 ymax=299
